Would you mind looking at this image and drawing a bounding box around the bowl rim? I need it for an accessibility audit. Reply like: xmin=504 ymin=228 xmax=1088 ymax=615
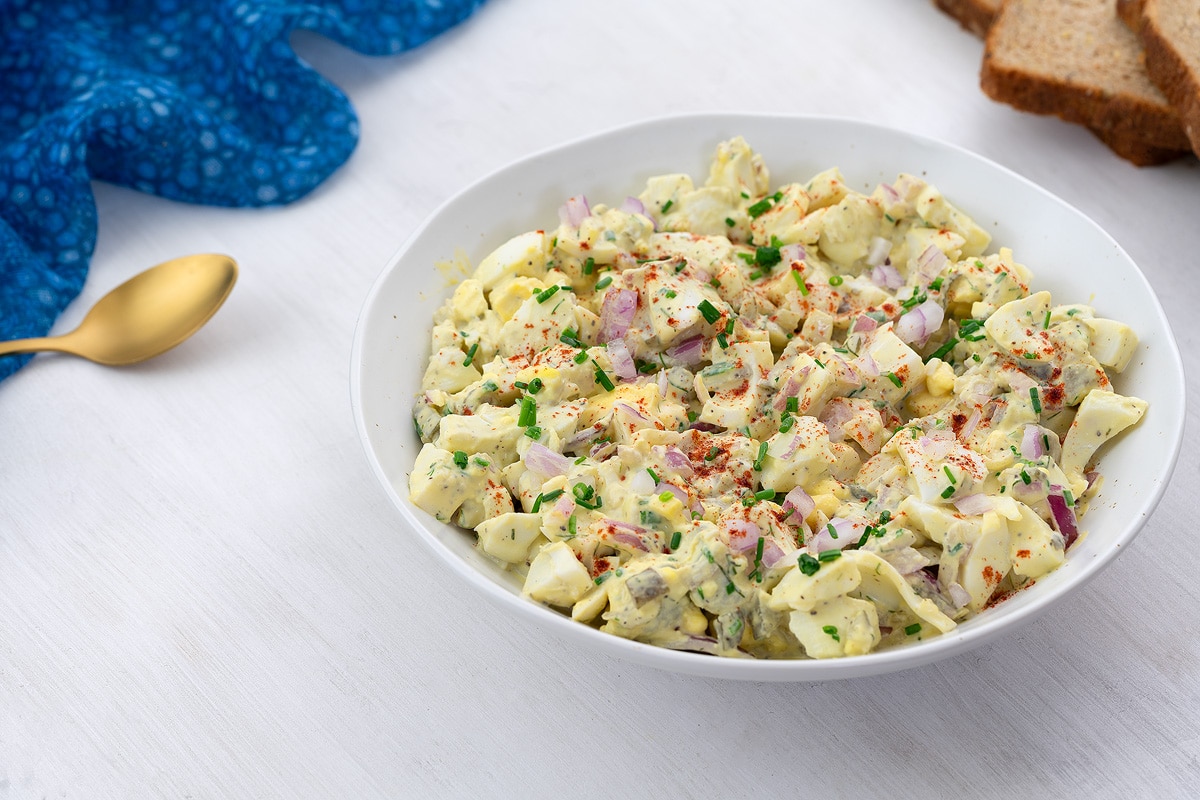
xmin=350 ymin=111 xmax=1187 ymax=681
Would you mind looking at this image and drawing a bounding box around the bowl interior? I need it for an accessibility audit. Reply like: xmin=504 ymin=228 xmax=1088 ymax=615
xmin=351 ymin=114 xmax=1185 ymax=681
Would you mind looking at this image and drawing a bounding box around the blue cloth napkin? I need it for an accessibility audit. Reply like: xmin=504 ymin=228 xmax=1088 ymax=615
xmin=0 ymin=0 xmax=484 ymax=381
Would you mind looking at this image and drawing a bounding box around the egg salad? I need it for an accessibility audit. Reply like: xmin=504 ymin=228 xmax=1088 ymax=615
xmin=408 ymin=137 xmax=1147 ymax=659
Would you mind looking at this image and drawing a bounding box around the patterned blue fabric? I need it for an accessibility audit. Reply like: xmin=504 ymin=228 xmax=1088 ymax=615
xmin=0 ymin=0 xmax=484 ymax=380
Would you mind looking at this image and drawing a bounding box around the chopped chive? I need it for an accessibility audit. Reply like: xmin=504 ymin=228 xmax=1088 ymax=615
xmin=753 ymin=441 xmax=769 ymax=471
xmin=705 ymin=446 xmax=720 ymax=461
xmin=664 ymin=289 xmax=677 ymax=299
xmin=1042 ymin=434 xmax=1050 ymax=453
xmin=646 ymin=467 xmax=660 ymax=484
xmin=1064 ymin=489 xmax=1075 ymax=506
xmin=594 ymin=275 xmax=613 ymax=291
xmin=943 ymin=465 xmax=957 ymax=484
xmin=518 ymin=396 xmax=536 ymax=427
xmin=747 ymin=198 xmax=773 ymax=217
xmin=791 ymin=268 xmax=809 ymax=295
xmin=716 ymin=333 xmax=729 ymax=349
xmin=905 ymin=623 xmax=922 ymax=635
xmin=524 ymin=426 xmax=542 ymax=439
xmin=531 ymin=493 xmax=544 ymax=513
xmin=786 ymin=396 xmax=799 ymax=413
xmin=573 ymin=351 xmax=589 ymax=364
xmin=827 ymin=522 xmax=838 ymax=540
xmin=926 ymin=336 xmax=958 ymax=363
xmin=725 ymin=217 xmax=735 ymax=227
xmin=755 ymin=488 xmax=774 ymax=501
xmin=1023 ymin=352 xmax=1037 ymax=360
xmin=535 ymin=285 xmax=560 ymax=303
xmin=582 ymin=256 xmax=595 ymax=275
xmin=814 ymin=358 xmax=826 ymax=369
xmin=593 ymin=362 xmax=615 ymax=391
xmin=755 ymin=246 xmax=781 ymax=268
xmin=1030 ymin=387 xmax=1042 ymax=414
xmin=568 ymin=515 xmax=577 ymax=536
xmin=829 ymin=275 xmax=844 ymax=286
xmin=941 ymin=485 xmax=955 ymax=499
xmin=527 ymin=377 xmax=543 ymax=394
xmin=661 ymin=199 xmax=674 ymax=213
xmin=885 ymin=371 xmax=903 ymax=388
xmin=542 ymin=489 xmax=565 ymax=502
xmin=462 ymin=342 xmax=480 ymax=367
xmin=779 ymin=415 xmax=795 ymax=432
xmin=1043 ymin=310 xmax=1052 ymax=330
xmin=1020 ymin=469 xmax=1031 ymax=485
xmin=709 ymin=277 xmax=721 ymax=289
xmin=818 ymin=549 xmax=841 ymax=563
xmin=574 ymin=456 xmax=587 ymax=465
xmin=698 ymin=299 xmax=721 ymax=324
xmin=798 ymin=553 xmax=821 ymax=575
xmin=453 ymin=450 xmax=468 ymax=469
xmin=559 ymin=328 xmax=584 ymax=348
xmin=514 ymin=380 xmax=528 ymax=390
xmin=473 ymin=457 xmax=490 ymax=467
xmin=669 ymin=531 xmax=682 ymax=550
xmin=822 ymin=625 xmax=840 ymax=642
xmin=658 ymin=491 xmax=674 ymax=503
xmin=929 ymin=277 xmax=944 ymax=291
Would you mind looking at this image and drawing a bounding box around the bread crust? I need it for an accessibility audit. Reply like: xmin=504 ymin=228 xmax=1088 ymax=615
xmin=933 ymin=0 xmax=1000 ymax=37
xmin=1116 ymin=0 xmax=1147 ymax=29
xmin=980 ymin=0 xmax=1191 ymax=155
xmin=1137 ymin=0 xmax=1200 ymax=156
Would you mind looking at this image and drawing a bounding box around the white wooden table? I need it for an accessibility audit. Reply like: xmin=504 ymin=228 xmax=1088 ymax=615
xmin=3 ymin=2 xmax=1197 ymax=796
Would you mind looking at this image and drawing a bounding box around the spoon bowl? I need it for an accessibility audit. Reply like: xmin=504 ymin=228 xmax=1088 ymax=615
xmin=0 ymin=253 xmax=238 ymax=366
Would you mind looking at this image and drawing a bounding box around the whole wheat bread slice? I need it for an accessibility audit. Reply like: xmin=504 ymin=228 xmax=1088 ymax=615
xmin=934 ymin=0 xmax=1001 ymax=37
xmin=1134 ymin=0 xmax=1200 ymax=156
xmin=981 ymin=0 xmax=1192 ymax=160
xmin=1116 ymin=0 xmax=1147 ymax=28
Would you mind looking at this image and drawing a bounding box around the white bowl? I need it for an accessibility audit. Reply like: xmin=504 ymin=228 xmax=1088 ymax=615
xmin=350 ymin=114 xmax=1185 ymax=681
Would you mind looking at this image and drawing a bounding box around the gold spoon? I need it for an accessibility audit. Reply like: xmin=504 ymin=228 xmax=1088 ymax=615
xmin=0 ymin=253 xmax=238 ymax=366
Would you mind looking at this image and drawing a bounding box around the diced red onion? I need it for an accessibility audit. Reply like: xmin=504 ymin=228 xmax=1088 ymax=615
xmin=866 ymin=236 xmax=892 ymax=267
xmin=895 ymin=300 xmax=944 ymax=346
xmin=564 ymin=425 xmax=604 ymax=449
xmin=948 ymin=582 xmax=971 ymax=608
xmin=855 ymin=350 xmax=880 ymax=377
xmin=916 ymin=244 xmax=948 ymax=283
xmin=809 ymin=516 xmax=860 ymax=553
xmin=558 ymin=195 xmax=590 ymax=227
xmin=664 ymin=447 xmax=694 ymax=478
xmin=1085 ymin=470 xmax=1099 ymax=490
xmin=819 ymin=399 xmax=853 ymax=443
xmin=954 ymin=493 xmax=992 ymax=516
xmin=782 ymin=486 xmax=816 ymax=520
xmin=589 ymin=441 xmax=615 ymax=460
xmin=870 ymin=262 xmax=903 ymax=290
xmin=626 ymin=568 xmax=668 ymax=606
xmin=878 ymin=182 xmax=901 ymax=204
xmin=1047 ymin=487 xmax=1079 ymax=548
xmin=852 ymin=314 xmax=878 ymax=333
xmin=656 ymin=482 xmax=688 ymax=506
xmin=614 ymin=401 xmax=649 ymax=422
xmin=726 ymin=519 xmax=762 ymax=552
xmin=761 ymin=538 xmax=788 ymax=567
xmin=1007 ymin=369 xmax=1037 ymax=396
xmin=523 ymin=442 xmax=572 ymax=477
xmin=553 ymin=493 xmax=575 ymax=516
xmin=657 ymin=369 xmax=669 ymax=396
xmin=611 ymin=531 xmax=648 ymax=551
xmin=619 ymin=196 xmax=647 ymax=217
xmin=960 ymin=407 xmax=982 ymax=441
xmin=598 ymin=289 xmax=637 ymax=343
xmin=773 ymin=376 xmax=803 ymax=411
xmin=607 ymin=338 xmax=637 ymax=381
xmin=780 ymin=243 xmax=807 ymax=264
xmin=666 ymin=334 xmax=705 ymax=366
xmin=1020 ymin=423 xmax=1045 ymax=460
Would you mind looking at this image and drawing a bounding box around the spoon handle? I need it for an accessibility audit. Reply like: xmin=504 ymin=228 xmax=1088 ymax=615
xmin=0 ymin=336 xmax=70 ymax=358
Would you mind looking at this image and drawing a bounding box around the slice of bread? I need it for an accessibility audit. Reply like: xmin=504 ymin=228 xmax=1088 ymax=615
xmin=981 ymin=0 xmax=1192 ymax=158
xmin=934 ymin=0 xmax=1001 ymax=37
xmin=1134 ymin=0 xmax=1200 ymax=156
xmin=1116 ymin=0 xmax=1147 ymax=28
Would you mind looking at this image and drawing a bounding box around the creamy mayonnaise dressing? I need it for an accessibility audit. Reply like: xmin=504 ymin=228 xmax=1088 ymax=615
xmin=408 ymin=137 xmax=1146 ymax=659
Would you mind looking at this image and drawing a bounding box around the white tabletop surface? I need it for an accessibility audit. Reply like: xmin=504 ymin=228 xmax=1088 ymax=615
xmin=3 ymin=2 xmax=1197 ymax=797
